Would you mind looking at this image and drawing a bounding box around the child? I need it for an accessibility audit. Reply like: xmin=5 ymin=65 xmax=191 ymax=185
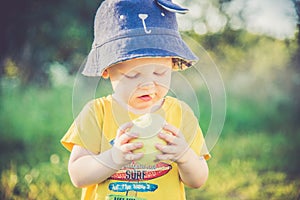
xmin=61 ymin=0 xmax=210 ymax=199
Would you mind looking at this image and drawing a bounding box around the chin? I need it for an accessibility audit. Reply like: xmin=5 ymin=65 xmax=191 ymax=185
xmin=131 ymin=104 xmax=153 ymax=110
xmin=130 ymin=101 xmax=156 ymax=110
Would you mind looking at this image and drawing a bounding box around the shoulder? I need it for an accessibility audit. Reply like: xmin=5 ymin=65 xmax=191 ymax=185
xmin=165 ymin=96 xmax=194 ymax=114
xmin=78 ymin=95 xmax=113 ymax=118
xmin=85 ymin=95 xmax=113 ymax=109
xmin=91 ymin=95 xmax=112 ymax=105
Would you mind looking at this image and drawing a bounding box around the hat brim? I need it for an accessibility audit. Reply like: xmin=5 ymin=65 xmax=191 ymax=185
xmin=82 ymin=29 xmax=198 ymax=76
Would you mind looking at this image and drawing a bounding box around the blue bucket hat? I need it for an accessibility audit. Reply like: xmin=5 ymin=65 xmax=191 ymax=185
xmin=82 ymin=0 xmax=198 ymax=76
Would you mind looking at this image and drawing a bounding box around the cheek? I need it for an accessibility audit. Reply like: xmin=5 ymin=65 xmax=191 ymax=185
xmin=156 ymin=86 xmax=169 ymax=98
xmin=155 ymin=74 xmax=171 ymax=90
xmin=112 ymin=79 xmax=138 ymax=96
xmin=156 ymin=78 xmax=171 ymax=98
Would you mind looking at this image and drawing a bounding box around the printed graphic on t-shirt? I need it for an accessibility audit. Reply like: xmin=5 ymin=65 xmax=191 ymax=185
xmin=106 ymin=161 xmax=172 ymax=200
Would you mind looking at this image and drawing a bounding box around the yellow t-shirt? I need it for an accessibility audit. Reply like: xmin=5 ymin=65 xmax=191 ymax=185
xmin=61 ymin=95 xmax=210 ymax=200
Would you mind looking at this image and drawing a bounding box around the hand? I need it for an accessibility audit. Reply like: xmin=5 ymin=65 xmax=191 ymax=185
xmin=110 ymin=122 xmax=144 ymax=167
xmin=155 ymin=123 xmax=190 ymax=164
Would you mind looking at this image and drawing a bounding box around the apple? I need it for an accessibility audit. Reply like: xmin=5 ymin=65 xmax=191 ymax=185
xmin=130 ymin=113 xmax=167 ymax=165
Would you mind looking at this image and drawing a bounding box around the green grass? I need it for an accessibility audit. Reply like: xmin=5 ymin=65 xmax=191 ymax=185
xmin=0 ymin=83 xmax=299 ymax=199
xmin=186 ymin=132 xmax=300 ymax=200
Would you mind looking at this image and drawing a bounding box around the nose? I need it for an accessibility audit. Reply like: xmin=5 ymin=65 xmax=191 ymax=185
xmin=139 ymin=81 xmax=155 ymax=89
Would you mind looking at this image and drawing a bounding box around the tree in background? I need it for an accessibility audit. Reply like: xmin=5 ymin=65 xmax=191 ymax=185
xmin=1 ymin=0 xmax=298 ymax=84
xmin=0 ymin=0 xmax=299 ymax=131
xmin=0 ymin=0 xmax=102 ymax=85
xmin=289 ymin=0 xmax=300 ymax=129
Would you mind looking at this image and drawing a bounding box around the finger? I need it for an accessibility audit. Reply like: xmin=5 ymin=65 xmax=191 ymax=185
xmin=158 ymin=131 xmax=177 ymax=145
xmin=163 ymin=124 xmax=186 ymax=141
xmin=117 ymin=122 xmax=134 ymax=137
xmin=125 ymin=152 xmax=144 ymax=161
xmin=121 ymin=142 xmax=143 ymax=153
xmin=162 ymin=123 xmax=182 ymax=137
xmin=156 ymin=153 xmax=174 ymax=161
xmin=118 ymin=131 xmax=139 ymax=145
xmin=155 ymin=143 xmax=177 ymax=154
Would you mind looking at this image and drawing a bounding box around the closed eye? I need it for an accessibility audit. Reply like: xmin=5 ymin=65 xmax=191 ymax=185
xmin=154 ymin=70 xmax=168 ymax=76
xmin=123 ymin=73 xmax=140 ymax=79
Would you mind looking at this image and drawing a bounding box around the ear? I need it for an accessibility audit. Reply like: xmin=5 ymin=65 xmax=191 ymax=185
xmin=156 ymin=0 xmax=189 ymax=14
xmin=102 ymin=69 xmax=109 ymax=79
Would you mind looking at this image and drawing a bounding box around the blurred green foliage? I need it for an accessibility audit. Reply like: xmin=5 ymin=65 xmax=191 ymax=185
xmin=1 ymin=0 xmax=300 ymax=199
xmin=0 ymin=0 xmax=102 ymax=84
xmin=0 ymin=83 xmax=299 ymax=199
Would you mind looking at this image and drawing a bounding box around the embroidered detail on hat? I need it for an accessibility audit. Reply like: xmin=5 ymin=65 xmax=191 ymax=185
xmin=156 ymin=0 xmax=189 ymax=14
xmin=138 ymin=14 xmax=152 ymax=34
xmin=161 ymin=12 xmax=165 ymax=17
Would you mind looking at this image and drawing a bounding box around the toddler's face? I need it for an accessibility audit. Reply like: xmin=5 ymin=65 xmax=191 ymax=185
xmin=106 ymin=58 xmax=172 ymax=110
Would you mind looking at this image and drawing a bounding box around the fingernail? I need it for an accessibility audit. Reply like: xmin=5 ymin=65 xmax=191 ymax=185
xmin=136 ymin=142 xmax=143 ymax=147
xmin=158 ymin=132 xmax=165 ymax=137
xmin=129 ymin=132 xmax=139 ymax=137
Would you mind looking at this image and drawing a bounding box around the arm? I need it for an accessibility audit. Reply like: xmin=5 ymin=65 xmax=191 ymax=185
xmin=68 ymin=122 xmax=143 ymax=188
xmin=156 ymin=124 xmax=209 ymax=188
xmin=176 ymin=149 xmax=209 ymax=188
xmin=68 ymin=145 xmax=120 ymax=188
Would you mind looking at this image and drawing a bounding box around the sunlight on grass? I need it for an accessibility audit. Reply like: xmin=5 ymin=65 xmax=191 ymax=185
xmin=0 ymin=82 xmax=299 ymax=199
xmin=186 ymin=133 xmax=300 ymax=200
xmin=1 ymin=154 xmax=81 ymax=199
xmin=1 ymin=132 xmax=299 ymax=199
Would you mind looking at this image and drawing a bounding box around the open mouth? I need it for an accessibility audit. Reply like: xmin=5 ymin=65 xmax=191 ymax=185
xmin=138 ymin=94 xmax=154 ymax=101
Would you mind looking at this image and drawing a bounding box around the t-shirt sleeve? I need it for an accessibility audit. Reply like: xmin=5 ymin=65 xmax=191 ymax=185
xmin=60 ymin=100 xmax=103 ymax=154
xmin=181 ymin=101 xmax=211 ymax=160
